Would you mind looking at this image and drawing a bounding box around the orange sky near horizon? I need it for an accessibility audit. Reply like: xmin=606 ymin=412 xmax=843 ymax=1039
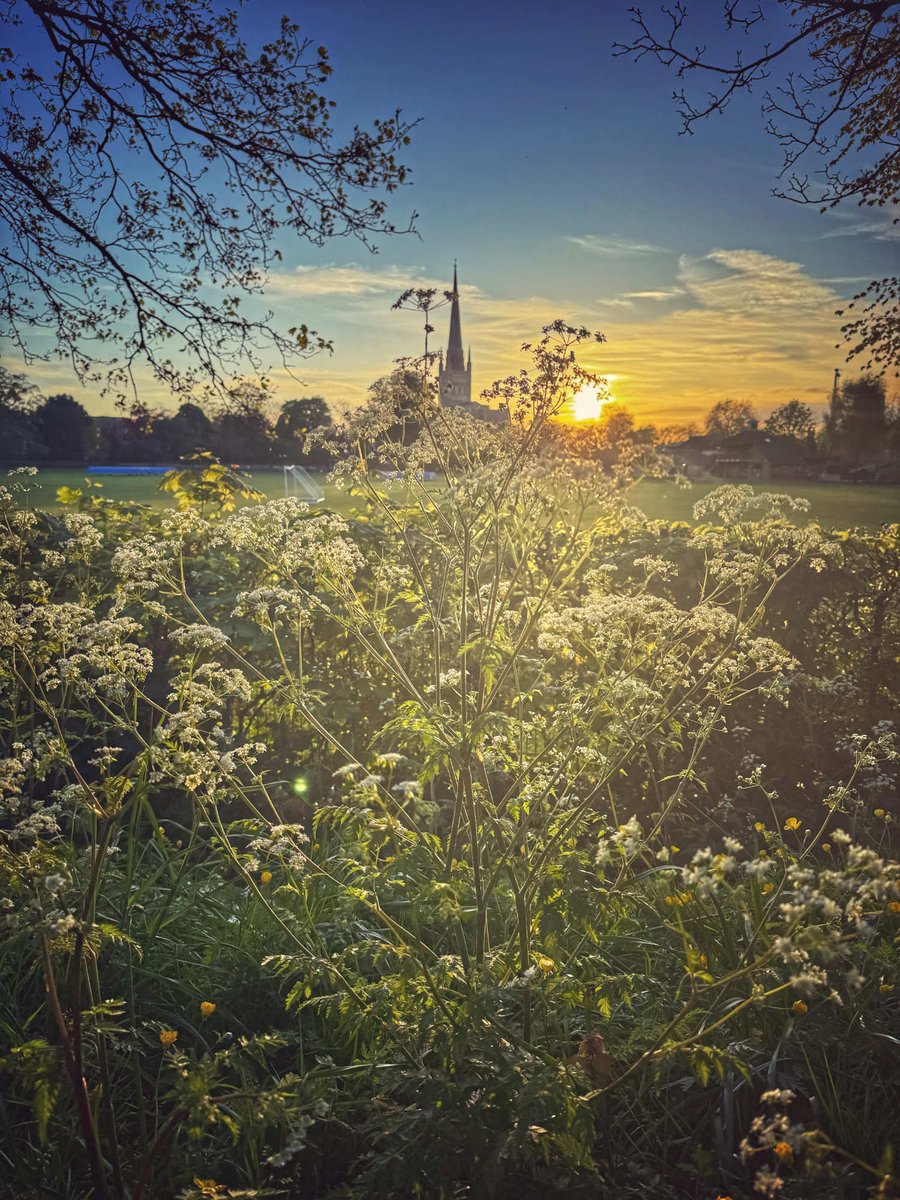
xmin=9 ymin=246 xmax=876 ymax=428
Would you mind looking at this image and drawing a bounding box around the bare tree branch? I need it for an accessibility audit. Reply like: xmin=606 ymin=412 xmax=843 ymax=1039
xmin=0 ymin=0 xmax=418 ymax=401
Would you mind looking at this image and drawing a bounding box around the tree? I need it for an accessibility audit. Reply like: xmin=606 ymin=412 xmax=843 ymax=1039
xmin=215 ymin=380 xmax=273 ymax=463
xmin=764 ymin=400 xmax=816 ymax=440
xmin=36 ymin=392 xmax=92 ymax=461
xmin=823 ymin=373 xmax=888 ymax=462
xmin=1 ymin=1 xmax=416 ymax=400
xmin=616 ymin=1 xmax=899 ymax=371
xmin=0 ymin=364 xmax=44 ymax=460
xmin=162 ymin=402 xmax=215 ymax=460
xmin=595 ymin=401 xmax=636 ymax=448
xmin=275 ymin=396 xmax=332 ymax=461
xmin=705 ymin=398 xmax=757 ymax=439
xmin=656 ymin=421 xmax=699 ymax=445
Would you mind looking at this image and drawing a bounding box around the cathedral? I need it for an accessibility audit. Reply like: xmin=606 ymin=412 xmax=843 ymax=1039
xmin=437 ymin=266 xmax=506 ymax=422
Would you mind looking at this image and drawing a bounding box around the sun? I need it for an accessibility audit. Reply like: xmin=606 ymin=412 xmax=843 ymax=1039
xmin=570 ymin=383 xmax=606 ymax=421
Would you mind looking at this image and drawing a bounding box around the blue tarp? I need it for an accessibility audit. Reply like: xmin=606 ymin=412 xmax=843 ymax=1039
xmin=88 ymin=466 xmax=175 ymax=475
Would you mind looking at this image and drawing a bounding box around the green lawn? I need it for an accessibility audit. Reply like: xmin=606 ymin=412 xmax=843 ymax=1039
xmin=11 ymin=467 xmax=900 ymax=529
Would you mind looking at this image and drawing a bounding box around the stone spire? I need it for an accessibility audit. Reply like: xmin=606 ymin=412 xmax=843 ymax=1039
xmin=438 ymin=262 xmax=472 ymax=407
xmin=445 ymin=262 xmax=466 ymax=372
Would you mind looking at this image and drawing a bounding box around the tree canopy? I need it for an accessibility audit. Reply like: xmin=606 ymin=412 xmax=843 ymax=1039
xmin=0 ymin=0 xmax=416 ymax=400
xmin=764 ymin=400 xmax=816 ymax=440
xmin=705 ymin=398 xmax=757 ymax=439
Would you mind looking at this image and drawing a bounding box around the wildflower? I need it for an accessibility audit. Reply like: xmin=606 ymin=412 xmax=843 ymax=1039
xmin=159 ymin=1029 xmax=178 ymax=1046
xmin=784 ymin=817 xmax=801 ymax=831
xmin=260 ymin=870 xmax=273 ymax=885
xmin=48 ymin=913 xmax=76 ymax=937
xmin=375 ymin=752 xmax=405 ymax=766
xmin=821 ymin=843 xmax=831 ymax=853
xmin=199 ymin=1001 xmax=216 ymax=1017
xmin=754 ymin=821 xmax=766 ymax=833
xmin=874 ymin=808 xmax=886 ymax=819
xmin=888 ymin=902 xmax=900 ymax=913
xmin=772 ymin=1141 xmax=793 ymax=1164
xmin=880 ymin=983 xmax=894 ymax=995
xmin=792 ymin=1000 xmax=808 ymax=1015
xmin=43 ymin=874 xmax=66 ymax=893
xmin=535 ymin=955 xmax=556 ymax=974
xmin=762 ymin=882 xmax=775 ymax=895
xmin=332 ymin=762 xmax=362 ymax=778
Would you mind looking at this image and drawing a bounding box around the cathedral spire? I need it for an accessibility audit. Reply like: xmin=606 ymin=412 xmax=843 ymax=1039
xmin=445 ymin=261 xmax=465 ymax=373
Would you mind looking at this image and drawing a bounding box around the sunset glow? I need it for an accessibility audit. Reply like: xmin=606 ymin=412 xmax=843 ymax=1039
xmin=571 ymin=383 xmax=606 ymax=421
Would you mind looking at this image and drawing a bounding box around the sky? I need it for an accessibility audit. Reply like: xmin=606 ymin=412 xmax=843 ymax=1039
xmin=7 ymin=0 xmax=898 ymax=425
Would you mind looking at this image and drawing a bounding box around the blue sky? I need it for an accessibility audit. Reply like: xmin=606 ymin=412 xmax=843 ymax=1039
xmin=9 ymin=0 xmax=898 ymax=422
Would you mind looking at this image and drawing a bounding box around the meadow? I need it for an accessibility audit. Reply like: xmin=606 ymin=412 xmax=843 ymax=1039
xmin=21 ymin=466 xmax=900 ymax=528
xmin=1 ymin=339 xmax=898 ymax=1200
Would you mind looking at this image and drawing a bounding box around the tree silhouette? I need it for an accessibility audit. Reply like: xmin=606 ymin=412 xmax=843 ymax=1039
xmin=705 ymin=398 xmax=757 ymax=439
xmin=0 ymin=363 xmax=44 ymax=460
xmin=37 ymin=392 xmax=92 ymax=461
xmin=275 ymin=396 xmax=332 ymax=461
xmin=1 ymin=0 xmax=416 ymax=401
xmin=764 ymin=400 xmax=815 ymax=440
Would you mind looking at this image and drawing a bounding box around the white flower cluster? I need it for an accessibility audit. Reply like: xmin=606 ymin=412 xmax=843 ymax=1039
xmin=246 ymin=823 xmax=310 ymax=872
xmin=216 ymin=501 xmax=363 ymax=587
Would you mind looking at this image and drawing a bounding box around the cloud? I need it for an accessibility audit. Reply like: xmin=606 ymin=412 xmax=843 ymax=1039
xmin=816 ymin=206 xmax=900 ymax=242
xmin=265 ymin=263 xmax=450 ymax=298
xmin=566 ymin=234 xmax=670 ymax=256
xmin=677 ymin=248 xmax=836 ymax=317
xmin=596 ymin=297 xmax=636 ymax=309
xmin=621 ymin=289 xmax=686 ymax=301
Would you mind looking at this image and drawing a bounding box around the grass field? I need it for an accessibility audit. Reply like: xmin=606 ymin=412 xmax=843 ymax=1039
xmin=12 ymin=467 xmax=900 ymax=528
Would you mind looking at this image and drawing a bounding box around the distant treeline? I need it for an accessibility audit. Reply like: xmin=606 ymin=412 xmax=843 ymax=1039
xmin=0 ymin=368 xmax=333 ymax=466
xmin=1 ymin=363 xmax=896 ymax=471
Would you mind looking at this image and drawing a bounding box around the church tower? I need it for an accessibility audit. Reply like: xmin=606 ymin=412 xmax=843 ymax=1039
xmin=438 ymin=264 xmax=472 ymax=408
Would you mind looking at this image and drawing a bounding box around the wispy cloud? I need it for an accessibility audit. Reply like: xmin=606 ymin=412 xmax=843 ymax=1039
xmin=816 ymin=205 xmax=900 ymax=242
xmin=566 ymin=234 xmax=670 ymax=256
xmin=596 ymin=297 xmax=636 ymax=309
xmin=622 ymin=289 xmax=685 ymax=301
xmin=265 ymin=263 xmax=452 ymax=298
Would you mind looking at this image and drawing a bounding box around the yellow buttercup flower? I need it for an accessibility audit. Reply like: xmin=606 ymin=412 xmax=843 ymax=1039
xmin=754 ymin=822 xmax=766 ymax=833
xmin=821 ymin=842 xmax=831 ymax=852
xmin=260 ymin=870 xmax=273 ymax=885
xmin=880 ymin=983 xmax=895 ymax=995
xmin=784 ymin=817 xmax=801 ymax=831
xmin=535 ymin=955 xmax=556 ymax=975
xmin=761 ymin=882 xmax=775 ymax=895
xmin=199 ymin=1001 xmax=216 ymax=1017
xmin=792 ymin=1000 xmax=808 ymax=1015
xmin=874 ymin=808 xmax=886 ymax=819
xmin=159 ymin=1029 xmax=178 ymax=1046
